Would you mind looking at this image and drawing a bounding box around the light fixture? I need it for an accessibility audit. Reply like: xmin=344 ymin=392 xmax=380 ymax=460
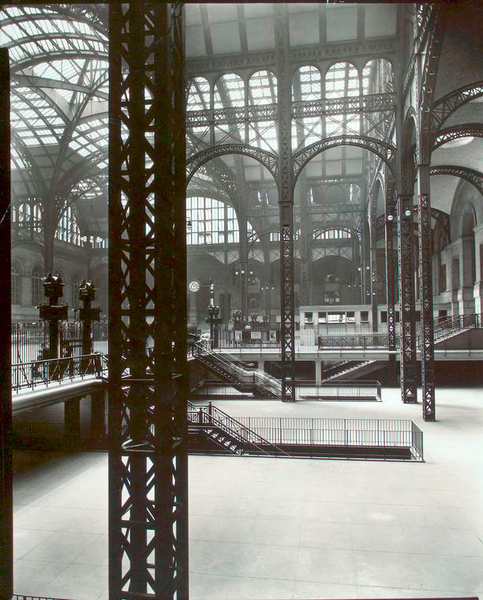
xmin=404 ymin=209 xmax=412 ymax=218
xmin=387 ymin=214 xmax=394 ymax=222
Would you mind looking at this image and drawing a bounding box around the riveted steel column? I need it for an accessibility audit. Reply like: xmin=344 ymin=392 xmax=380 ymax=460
xmin=369 ymin=192 xmax=378 ymax=332
xmin=397 ymin=193 xmax=417 ymax=403
xmin=275 ymin=5 xmax=296 ymax=402
xmin=0 ymin=47 xmax=13 ymax=600
xmin=385 ymin=179 xmax=397 ymax=380
xmin=109 ymin=4 xmax=188 ymax=599
xmin=418 ymin=165 xmax=435 ymax=420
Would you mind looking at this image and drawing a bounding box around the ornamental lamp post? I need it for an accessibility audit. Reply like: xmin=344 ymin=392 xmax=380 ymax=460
xmin=78 ymin=280 xmax=102 ymax=371
xmin=205 ymin=304 xmax=222 ymax=349
xmin=38 ymin=273 xmax=68 ymax=361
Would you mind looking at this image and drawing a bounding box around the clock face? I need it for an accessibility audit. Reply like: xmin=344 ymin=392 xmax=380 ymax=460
xmin=189 ymin=280 xmax=200 ymax=293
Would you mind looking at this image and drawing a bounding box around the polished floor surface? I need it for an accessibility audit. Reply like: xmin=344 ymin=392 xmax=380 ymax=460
xmin=13 ymin=386 xmax=483 ymax=600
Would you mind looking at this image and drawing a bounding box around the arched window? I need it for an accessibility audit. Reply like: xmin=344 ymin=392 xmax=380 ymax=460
xmin=186 ymin=196 xmax=239 ymax=245
xmin=292 ymin=65 xmax=322 ymax=148
xmin=327 ymin=185 xmax=344 ymax=204
xmin=247 ymin=71 xmax=278 ymax=152
xmin=55 ymin=205 xmax=82 ymax=246
xmin=214 ymin=73 xmax=244 ymax=108
xmin=314 ymin=228 xmax=352 ymax=240
xmin=11 ymin=265 xmax=20 ymax=305
xmin=32 ymin=267 xmax=43 ymax=306
xmin=346 ymin=184 xmax=361 ymax=203
xmin=292 ymin=65 xmax=321 ymax=102
xmin=32 ymin=203 xmax=43 ymax=233
xmin=325 ymin=62 xmax=360 ymax=135
xmin=249 ymin=70 xmax=277 ymax=105
xmin=187 ymin=77 xmax=210 ymax=111
xmin=18 ymin=203 xmax=31 ymax=227
xmin=362 ymin=59 xmax=394 ymax=95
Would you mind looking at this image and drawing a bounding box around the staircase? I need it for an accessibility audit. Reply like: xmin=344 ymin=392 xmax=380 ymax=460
xmin=193 ymin=341 xmax=283 ymax=398
xmin=321 ymin=360 xmax=379 ymax=383
xmin=430 ymin=313 xmax=482 ymax=345
xmin=187 ymin=401 xmax=290 ymax=457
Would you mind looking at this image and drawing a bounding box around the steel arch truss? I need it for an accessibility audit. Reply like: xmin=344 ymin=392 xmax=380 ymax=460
xmin=108 ymin=4 xmax=188 ymax=600
xmin=432 ymin=123 xmax=483 ymax=151
xmin=430 ymin=82 xmax=483 ymax=132
xmin=292 ymin=135 xmax=396 ymax=182
xmin=187 ymin=144 xmax=279 ymax=184
xmin=430 ymin=165 xmax=483 ymax=196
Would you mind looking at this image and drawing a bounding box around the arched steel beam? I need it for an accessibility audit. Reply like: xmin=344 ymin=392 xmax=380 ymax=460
xmin=432 ymin=123 xmax=483 ymax=151
xmin=292 ymin=135 xmax=396 ymax=183
xmin=430 ymin=165 xmax=483 ymax=195
xmin=430 ymin=81 xmax=483 ymax=132
xmin=187 ymin=144 xmax=279 ymax=184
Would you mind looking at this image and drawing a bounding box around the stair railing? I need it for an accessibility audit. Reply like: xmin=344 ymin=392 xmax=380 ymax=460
xmin=193 ymin=342 xmax=284 ymax=397
xmin=188 ymin=401 xmax=290 ymax=457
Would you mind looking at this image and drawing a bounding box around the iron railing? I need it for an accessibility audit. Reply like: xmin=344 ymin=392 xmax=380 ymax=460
xmin=187 ymin=401 xmax=290 ymax=457
xmin=11 ymin=321 xmax=108 ymax=365
xmin=13 ymin=595 xmax=73 ymax=600
xmin=318 ymin=334 xmax=393 ymax=349
xmin=193 ymin=341 xmax=287 ymax=398
xmin=231 ymin=415 xmax=423 ymax=461
xmin=298 ymin=380 xmax=382 ymax=401
xmin=12 ymin=353 xmax=107 ymax=393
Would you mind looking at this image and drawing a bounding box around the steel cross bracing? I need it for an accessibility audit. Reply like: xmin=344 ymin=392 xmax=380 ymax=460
xmin=108 ymin=4 xmax=189 ymax=600
xmin=397 ymin=193 xmax=417 ymax=403
xmin=419 ymin=190 xmax=435 ymax=421
xmin=275 ymin=4 xmax=296 ymax=403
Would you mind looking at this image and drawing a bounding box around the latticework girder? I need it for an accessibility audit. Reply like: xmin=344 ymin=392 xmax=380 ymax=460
xmin=418 ymin=187 xmax=435 ymax=421
xmin=384 ymin=179 xmax=397 ymax=354
xmin=397 ymin=193 xmax=417 ymax=403
xmin=108 ymin=4 xmax=188 ymax=599
xmin=430 ymin=82 xmax=483 ymax=133
xmin=430 ymin=165 xmax=483 ymax=196
xmin=275 ymin=4 xmax=296 ymax=402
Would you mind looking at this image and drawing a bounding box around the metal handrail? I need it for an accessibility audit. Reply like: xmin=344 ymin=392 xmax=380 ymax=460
xmin=193 ymin=342 xmax=284 ymax=397
xmin=231 ymin=415 xmax=423 ymax=461
xmin=12 ymin=353 xmax=107 ymax=393
xmin=188 ymin=401 xmax=290 ymax=457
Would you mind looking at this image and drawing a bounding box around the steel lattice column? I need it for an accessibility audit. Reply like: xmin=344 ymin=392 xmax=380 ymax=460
xmin=0 ymin=48 xmax=13 ymax=600
xmin=418 ymin=165 xmax=436 ymax=420
xmin=385 ymin=179 xmax=398 ymax=379
xmin=369 ymin=192 xmax=378 ymax=332
xmin=108 ymin=4 xmax=189 ymax=599
xmin=397 ymin=193 xmax=417 ymax=403
xmin=275 ymin=5 xmax=296 ymax=402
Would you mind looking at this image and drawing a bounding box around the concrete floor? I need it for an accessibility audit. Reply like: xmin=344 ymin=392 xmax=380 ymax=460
xmin=13 ymin=386 xmax=483 ymax=600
